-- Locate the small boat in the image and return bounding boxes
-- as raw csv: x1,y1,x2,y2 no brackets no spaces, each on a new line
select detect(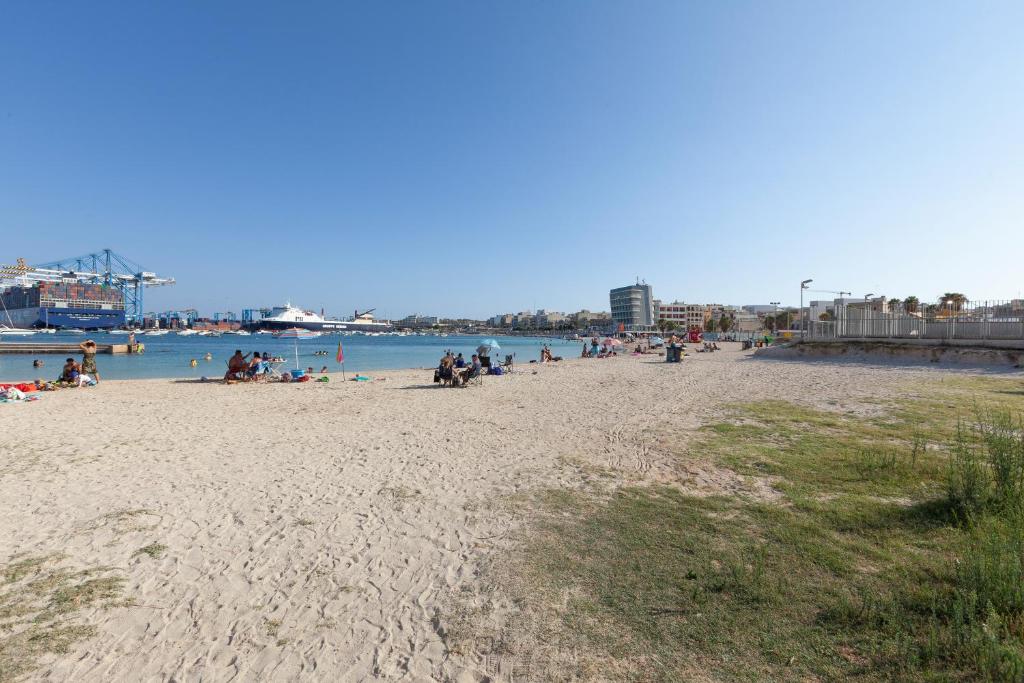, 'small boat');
37,328,56,334
0,326,37,336
225,330,251,336
274,327,320,340
63,328,86,335
177,329,198,336
145,330,170,336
